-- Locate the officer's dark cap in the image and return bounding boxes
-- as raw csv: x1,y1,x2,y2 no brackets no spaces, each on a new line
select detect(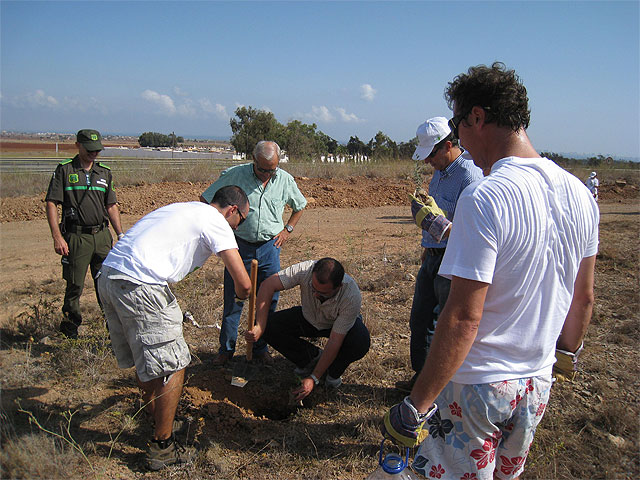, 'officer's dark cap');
77,129,103,151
